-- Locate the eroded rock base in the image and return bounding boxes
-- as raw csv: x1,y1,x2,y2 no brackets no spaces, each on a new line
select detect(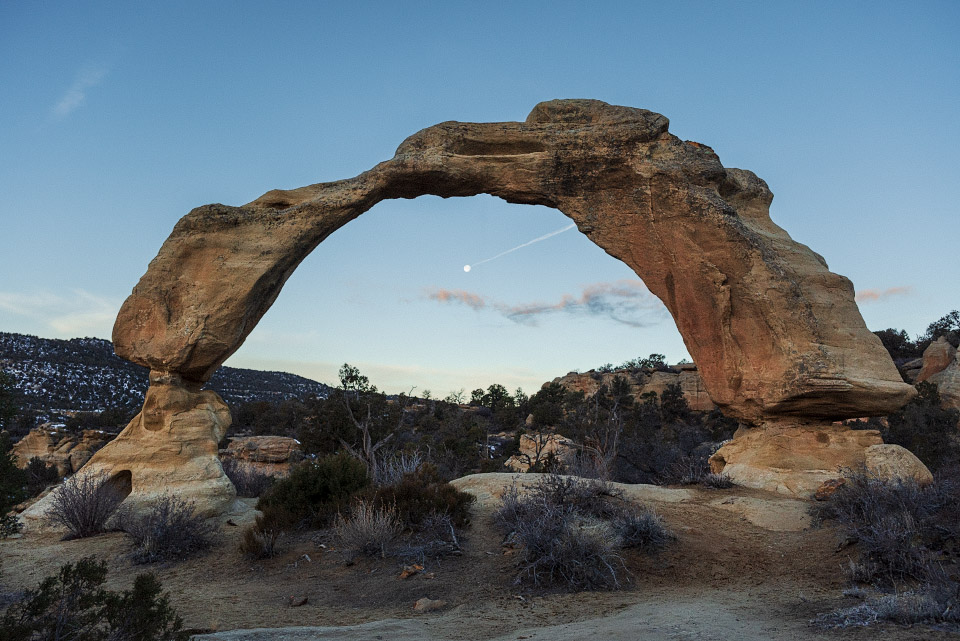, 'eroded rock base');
709,422,932,497
22,373,238,527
